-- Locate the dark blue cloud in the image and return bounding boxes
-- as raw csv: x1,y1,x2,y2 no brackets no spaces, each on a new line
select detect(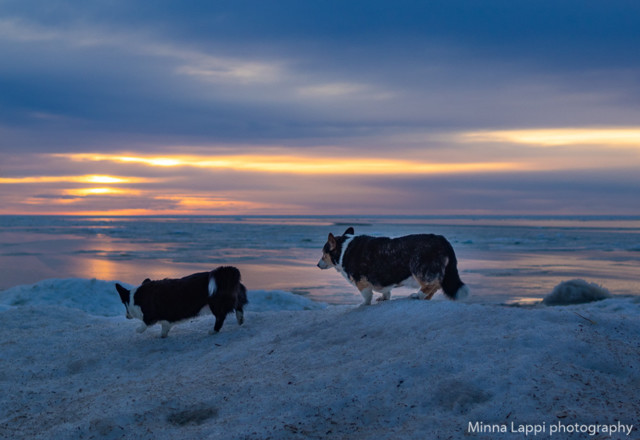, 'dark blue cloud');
4,1,639,64
1,0,639,153
355,169,640,215
27,0,636,68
